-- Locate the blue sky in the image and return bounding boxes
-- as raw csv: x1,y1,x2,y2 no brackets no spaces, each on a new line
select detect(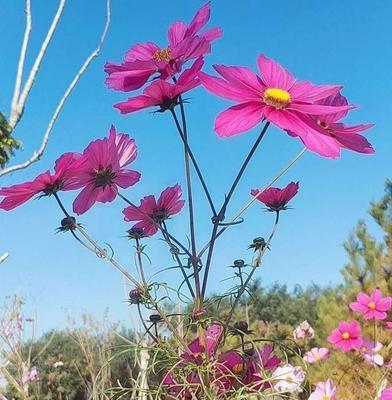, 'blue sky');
0,0,391,334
